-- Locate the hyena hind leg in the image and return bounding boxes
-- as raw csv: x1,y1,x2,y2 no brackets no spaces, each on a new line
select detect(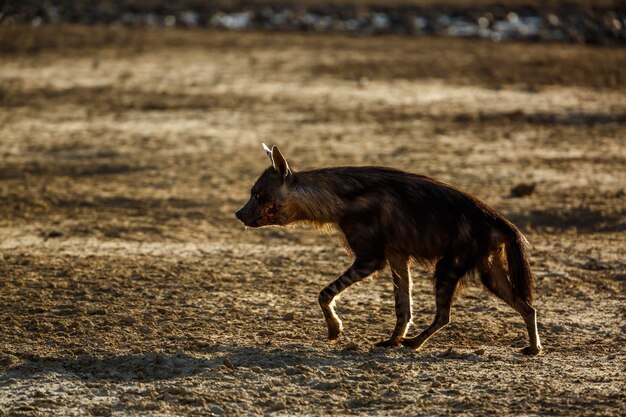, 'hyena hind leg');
319,258,384,342
480,256,542,355
375,254,412,348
